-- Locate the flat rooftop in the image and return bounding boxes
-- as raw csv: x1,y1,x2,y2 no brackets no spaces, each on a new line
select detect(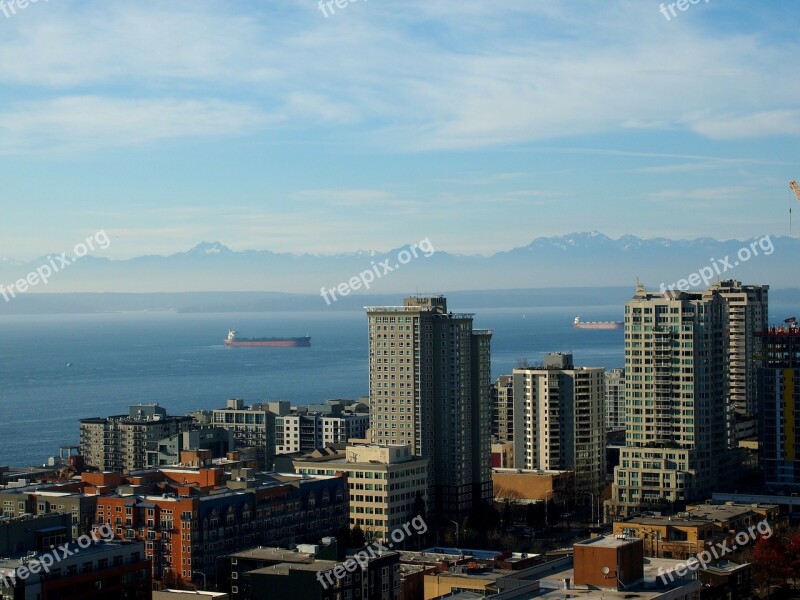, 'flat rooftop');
422,547,504,560
0,541,143,571
621,516,711,527
249,560,339,576
574,536,640,549
228,547,315,563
